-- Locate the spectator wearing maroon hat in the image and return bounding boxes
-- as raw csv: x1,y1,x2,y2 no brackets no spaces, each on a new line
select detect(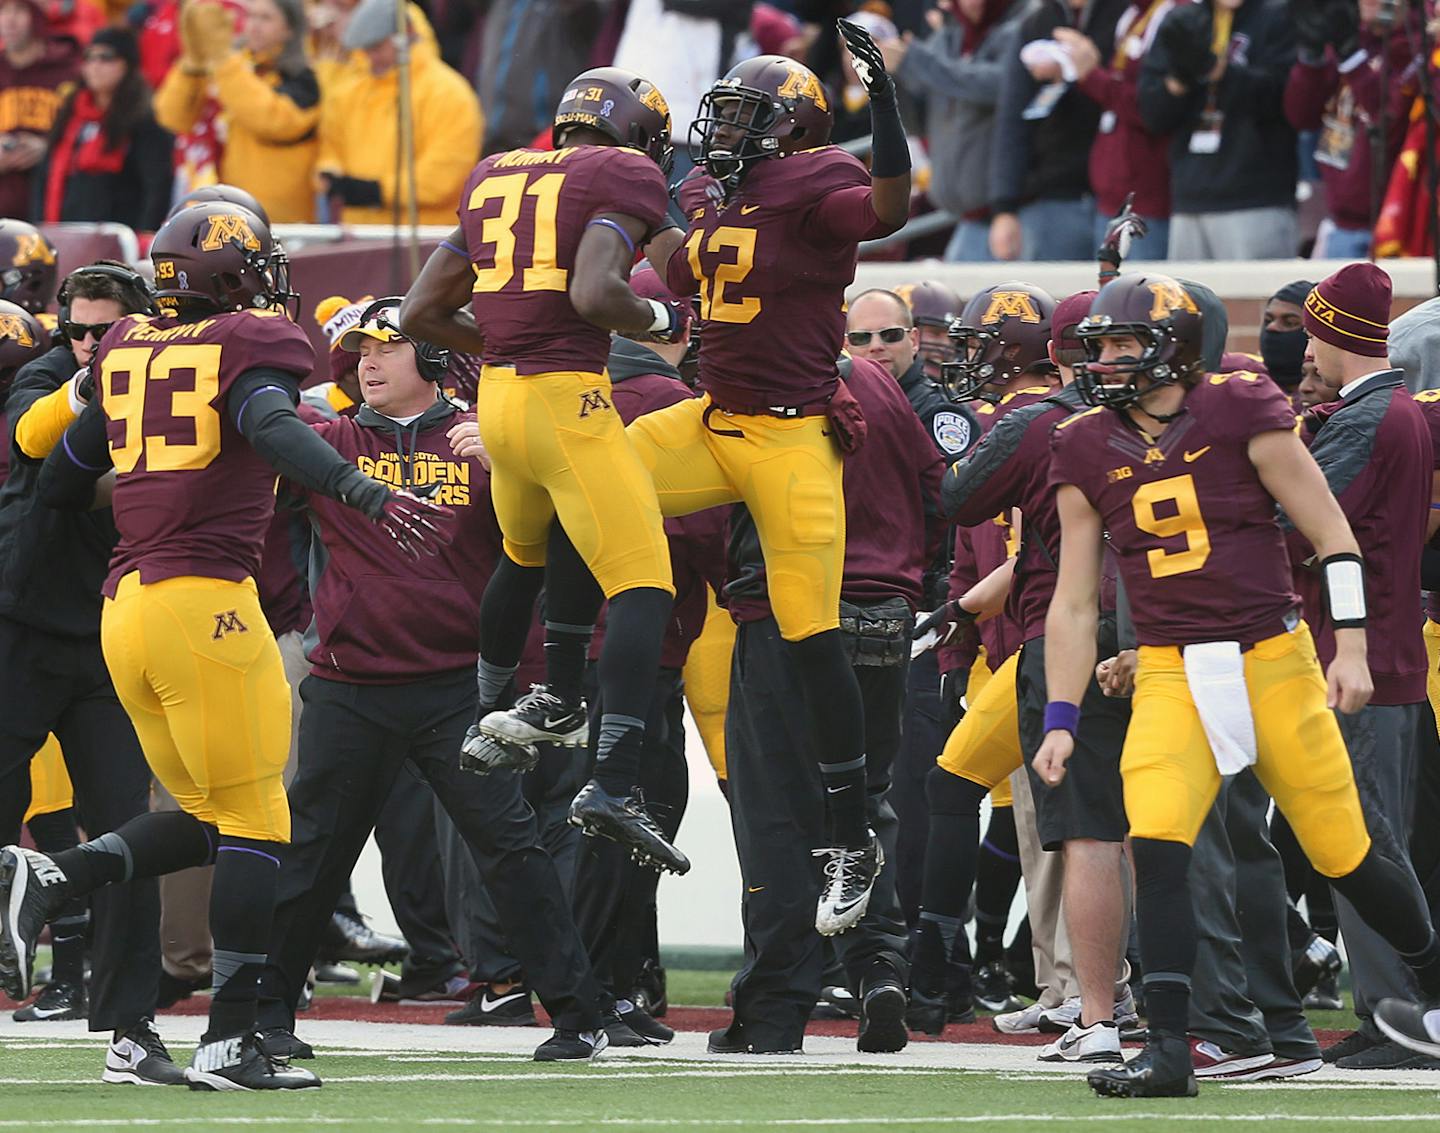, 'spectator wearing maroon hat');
37,27,172,229
0,0,79,220
1285,262,1436,1068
